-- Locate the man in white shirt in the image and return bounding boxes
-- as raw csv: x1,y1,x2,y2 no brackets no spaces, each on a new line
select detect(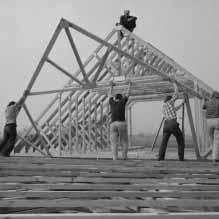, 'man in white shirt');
0,96,25,157
158,83,185,161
